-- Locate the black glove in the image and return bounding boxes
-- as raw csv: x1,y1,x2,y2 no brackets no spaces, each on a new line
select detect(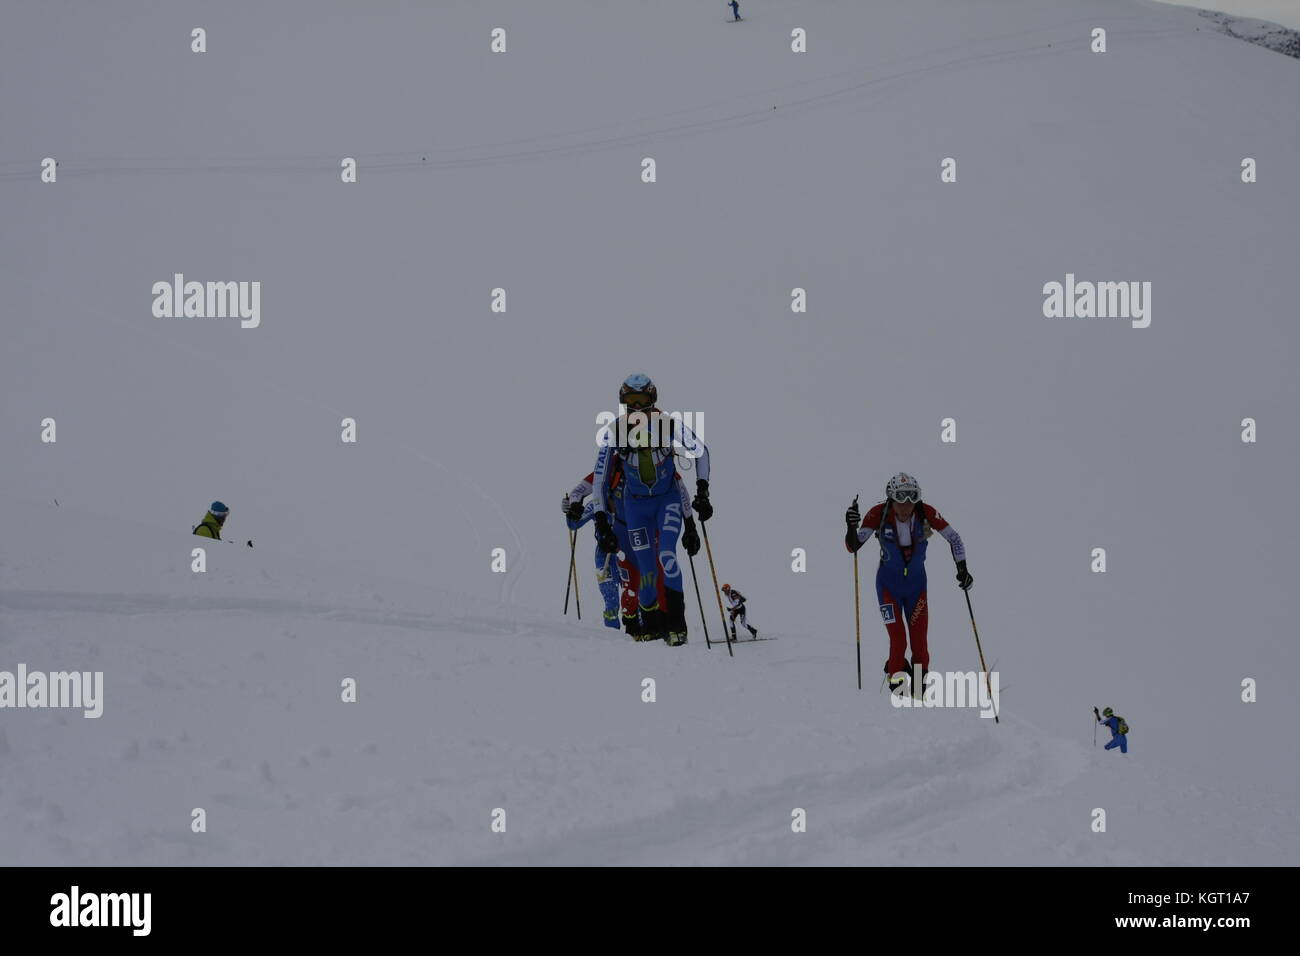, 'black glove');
593,512,619,554
692,479,713,522
682,516,700,556
844,497,862,553
565,497,584,522
1093,706,1101,722
955,560,973,591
